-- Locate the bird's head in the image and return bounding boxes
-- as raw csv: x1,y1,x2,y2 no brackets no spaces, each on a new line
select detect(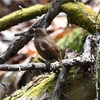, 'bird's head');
33,28,47,37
